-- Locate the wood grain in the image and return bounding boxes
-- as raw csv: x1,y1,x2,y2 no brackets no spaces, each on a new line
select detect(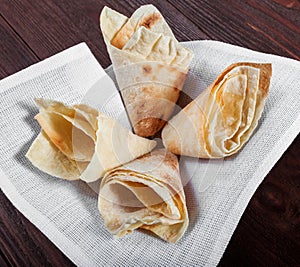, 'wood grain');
0,192,74,266
0,15,39,79
1,0,109,65
0,0,299,266
1,0,208,68
220,135,300,266
168,0,300,59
